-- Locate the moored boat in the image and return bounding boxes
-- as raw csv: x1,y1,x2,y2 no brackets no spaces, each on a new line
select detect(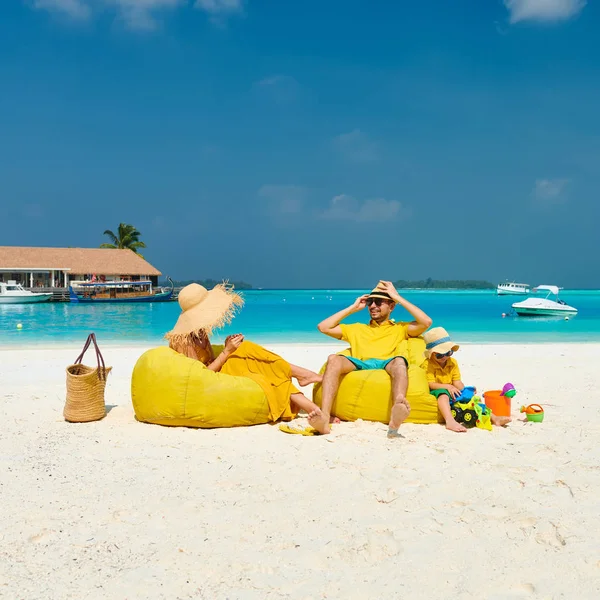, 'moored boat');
512,285,577,317
497,282,530,296
0,281,52,304
69,278,174,303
